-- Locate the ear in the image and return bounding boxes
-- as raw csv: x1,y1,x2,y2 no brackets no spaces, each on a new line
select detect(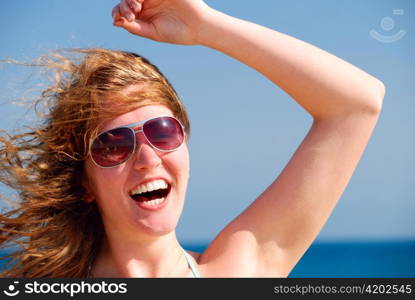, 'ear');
84,190,96,203
82,174,96,203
